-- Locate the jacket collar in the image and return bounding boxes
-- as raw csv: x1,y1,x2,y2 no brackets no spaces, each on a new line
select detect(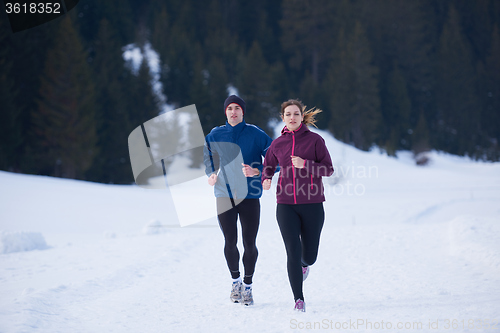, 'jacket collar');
225,119,246,134
281,123,309,136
